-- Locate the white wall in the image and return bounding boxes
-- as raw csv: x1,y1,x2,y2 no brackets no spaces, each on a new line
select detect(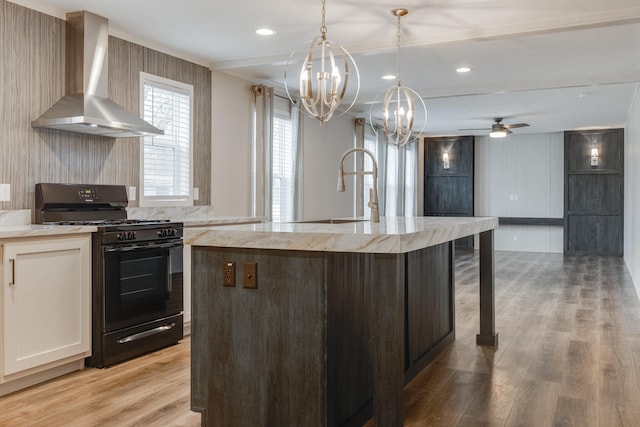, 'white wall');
475,133,564,253
211,71,254,216
302,116,356,220
210,70,357,219
624,84,640,298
